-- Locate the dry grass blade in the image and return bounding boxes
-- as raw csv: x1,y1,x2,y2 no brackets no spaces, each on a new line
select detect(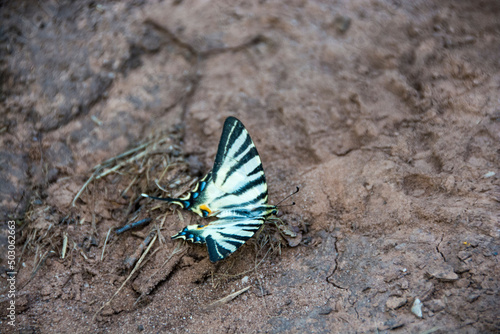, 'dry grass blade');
95,137,171,180
72,135,172,207
134,241,187,306
18,228,36,269
150,240,184,276
93,140,153,170
61,232,68,259
95,149,149,180
80,250,88,260
154,179,169,193
101,227,113,261
121,175,138,197
256,277,271,318
72,173,96,207
155,217,166,245
70,129,188,320
93,233,158,321
207,286,251,309
124,231,156,269
216,245,272,280
418,328,442,334
18,249,54,292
